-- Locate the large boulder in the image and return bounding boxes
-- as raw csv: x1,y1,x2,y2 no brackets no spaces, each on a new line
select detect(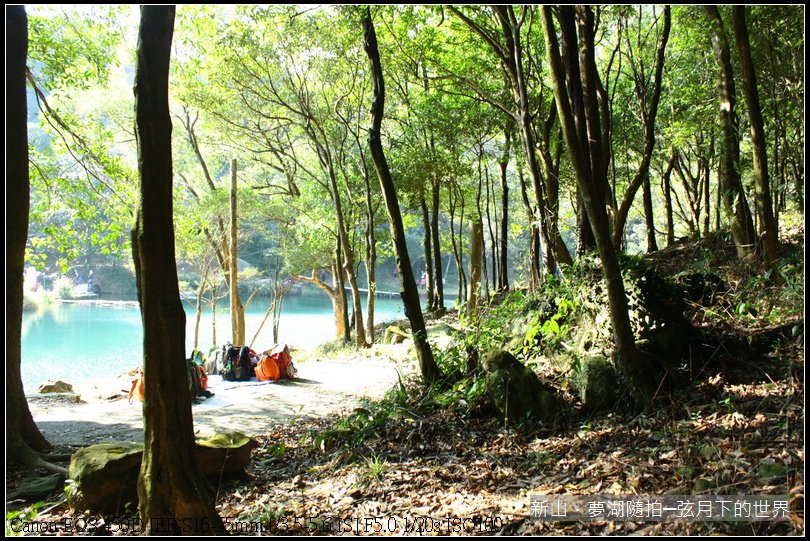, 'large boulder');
66,442,142,513
67,432,256,513
482,350,560,425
